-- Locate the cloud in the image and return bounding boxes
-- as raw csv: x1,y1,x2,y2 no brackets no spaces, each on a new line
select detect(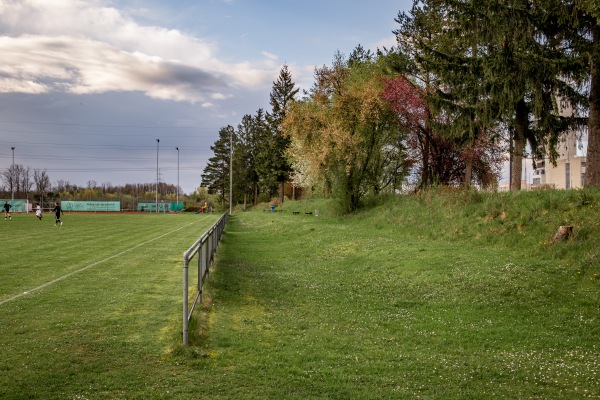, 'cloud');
261,51,279,62
211,93,231,100
0,0,279,102
0,35,228,103
373,35,398,51
0,77,48,94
